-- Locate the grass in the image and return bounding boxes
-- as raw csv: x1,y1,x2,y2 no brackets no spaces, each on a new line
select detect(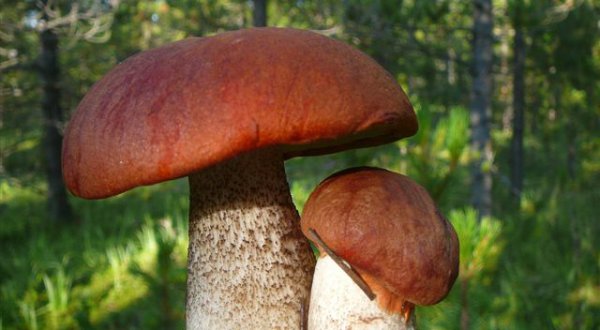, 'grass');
0,178,189,329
